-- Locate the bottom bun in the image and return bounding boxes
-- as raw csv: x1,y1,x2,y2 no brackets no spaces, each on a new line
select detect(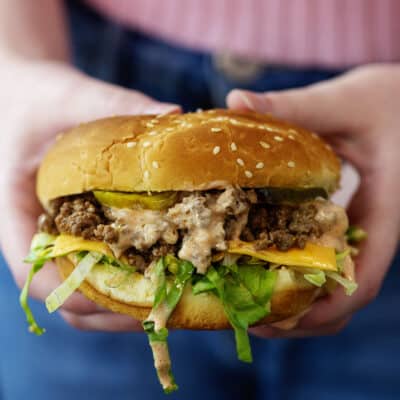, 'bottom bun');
57,257,321,329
